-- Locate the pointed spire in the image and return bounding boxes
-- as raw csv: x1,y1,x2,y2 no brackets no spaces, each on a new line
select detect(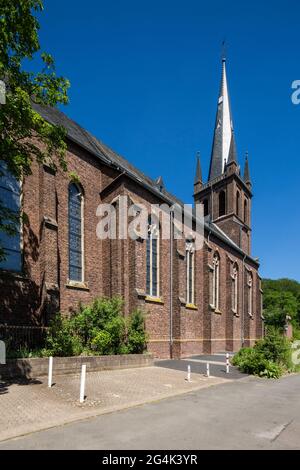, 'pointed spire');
155,175,165,192
227,131,238,165
208,58,235,181
244,152,252,188
194,152,202,184
194,152,203,194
